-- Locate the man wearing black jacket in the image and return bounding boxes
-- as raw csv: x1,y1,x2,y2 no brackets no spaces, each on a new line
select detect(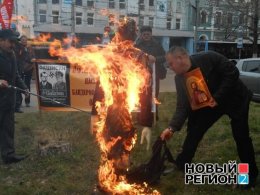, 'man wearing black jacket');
160,46,258,189
0,29,28,164
135,26,166,99
135,26,166,150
